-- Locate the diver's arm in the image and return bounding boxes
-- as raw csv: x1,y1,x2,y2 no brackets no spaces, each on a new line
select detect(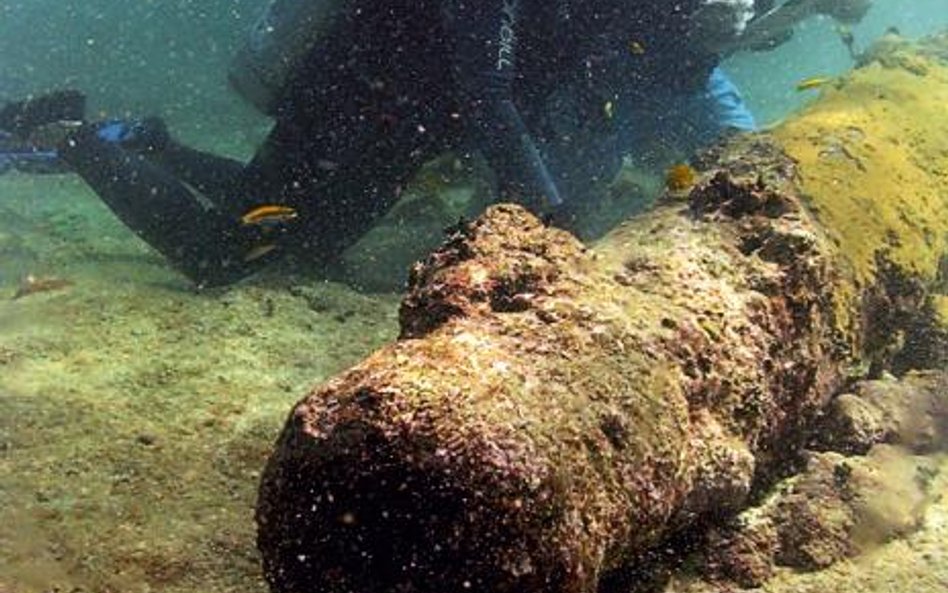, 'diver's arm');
725,0,871,54
442,0,563,209
58,126,270,286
